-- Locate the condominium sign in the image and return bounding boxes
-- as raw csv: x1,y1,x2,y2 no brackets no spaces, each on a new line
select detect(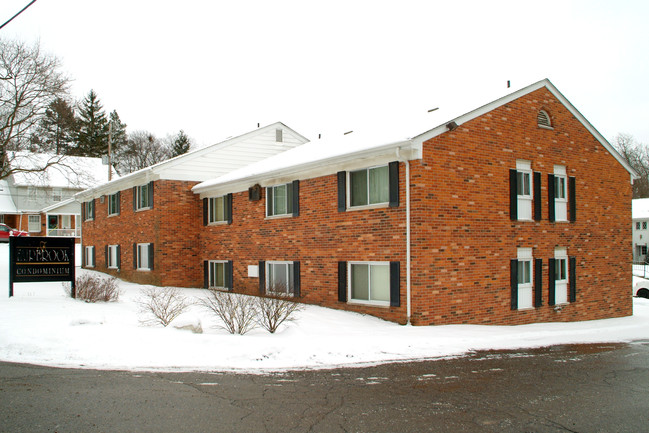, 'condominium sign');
9,237,76,297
